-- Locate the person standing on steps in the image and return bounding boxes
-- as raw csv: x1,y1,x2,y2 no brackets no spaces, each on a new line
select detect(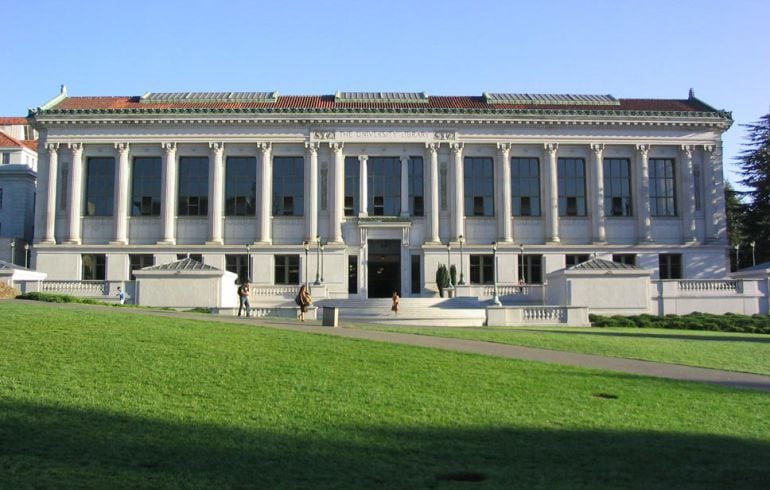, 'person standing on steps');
297,285,312,321
391,291,400,315
237,281,251,317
